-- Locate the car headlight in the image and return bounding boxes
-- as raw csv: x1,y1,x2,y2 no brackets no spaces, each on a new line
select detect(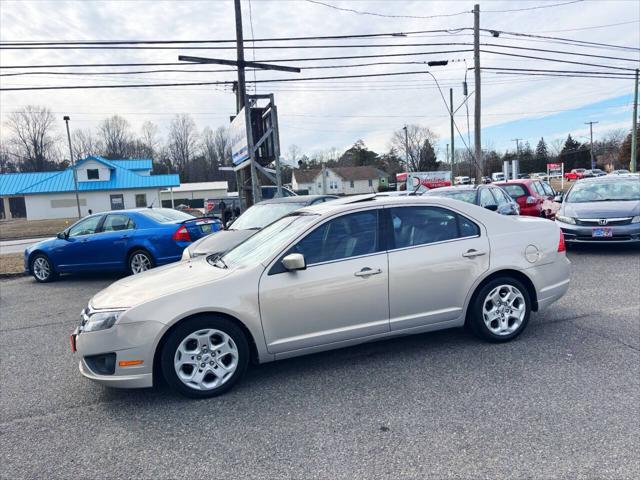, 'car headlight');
555,214,576,225
181,247,191,261
632,215,640,224
82,310,125,332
